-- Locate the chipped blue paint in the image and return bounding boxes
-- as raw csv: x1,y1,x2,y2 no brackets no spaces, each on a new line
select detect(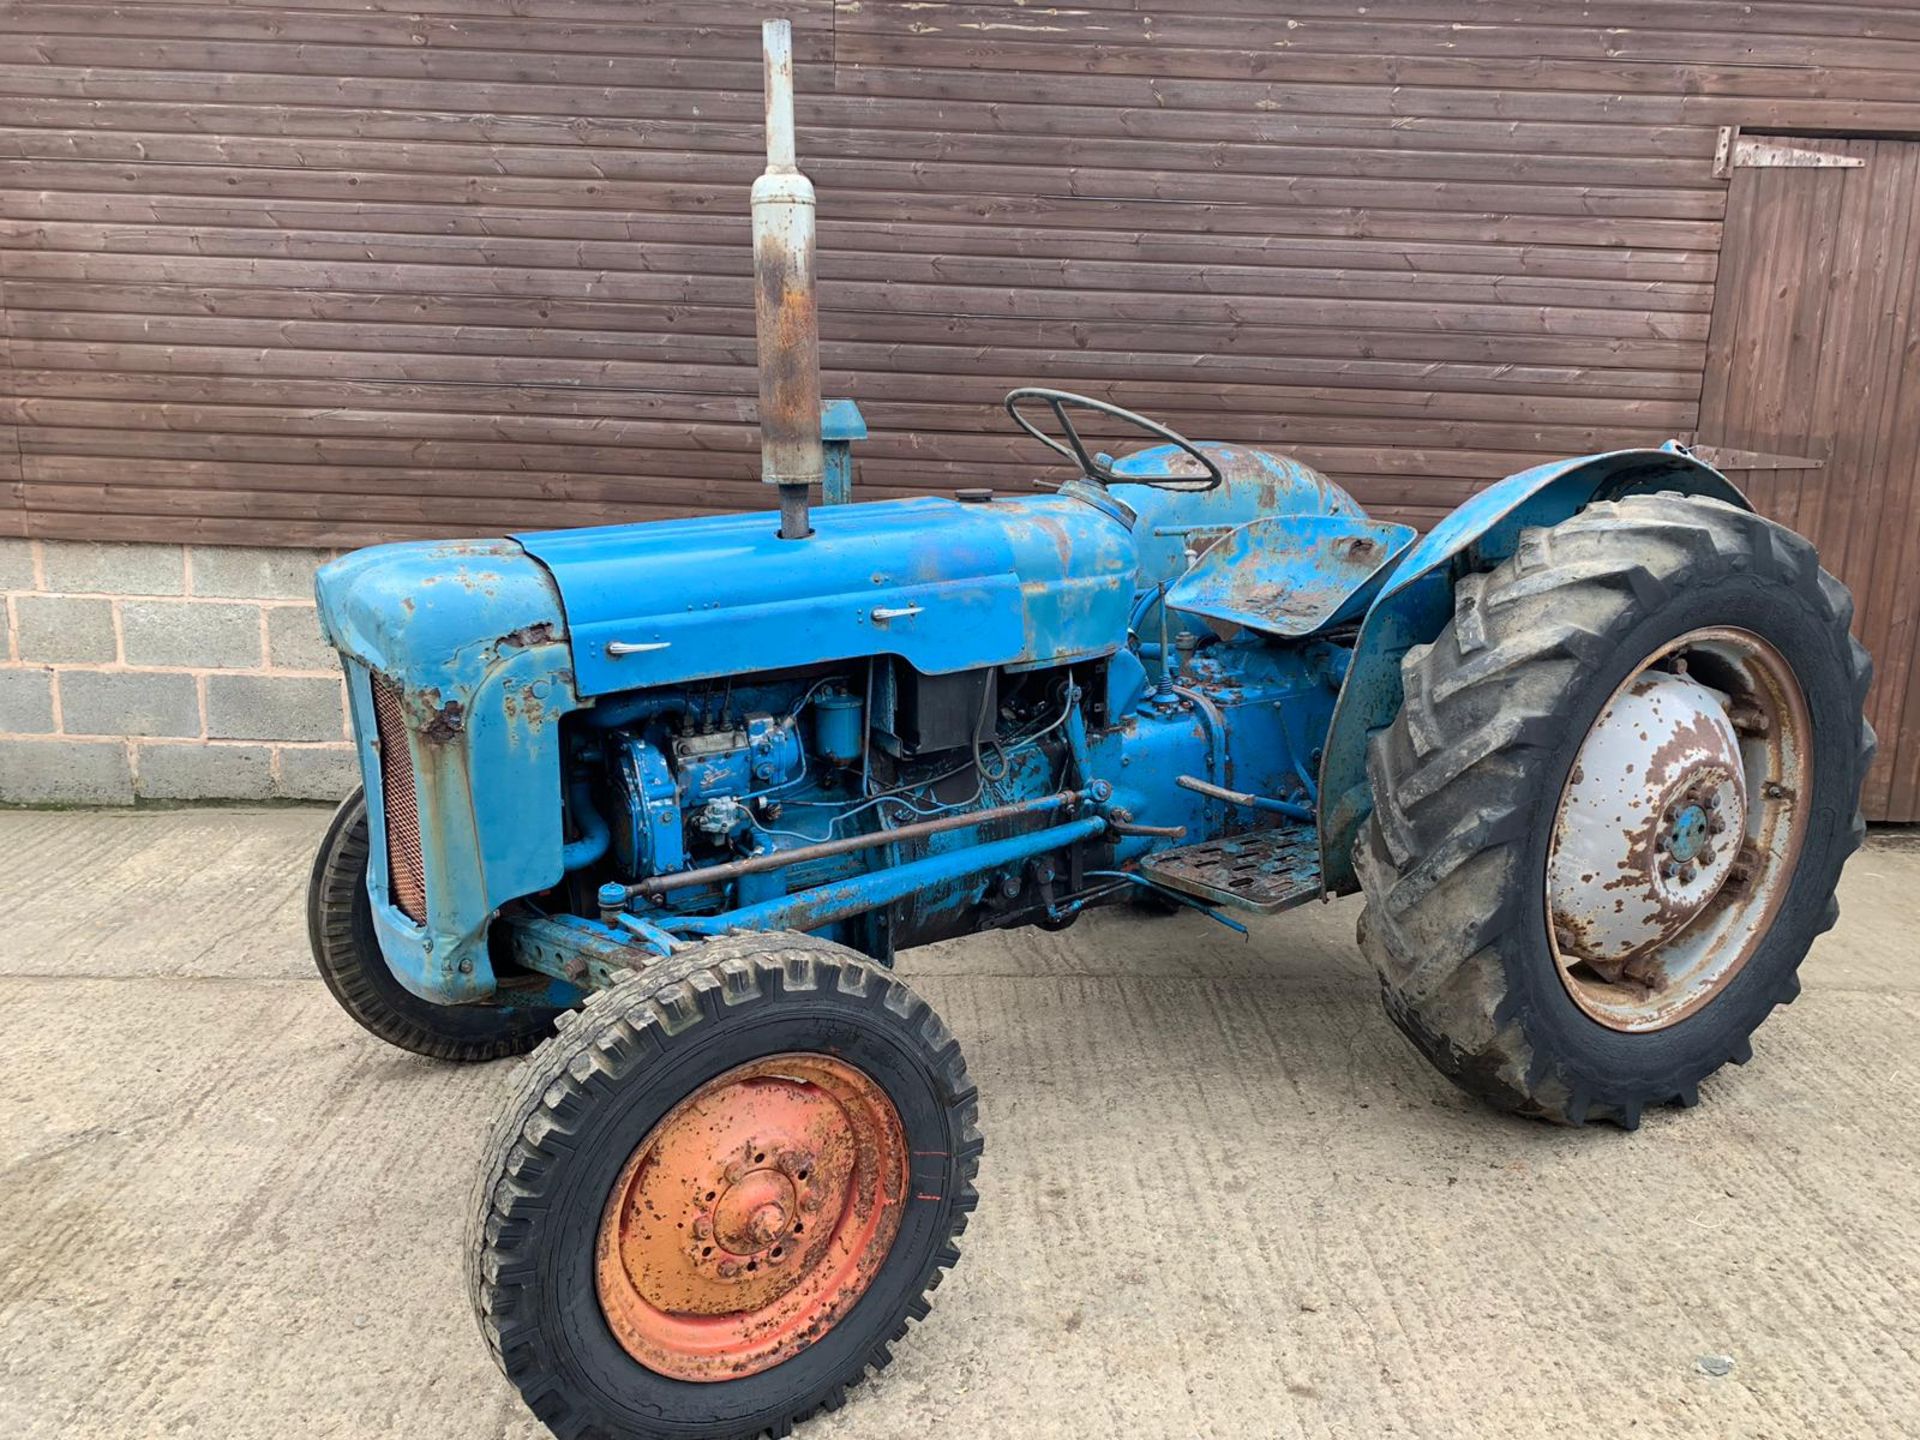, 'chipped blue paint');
317,429,1746,1008
1111,443,1365,595
317,539,583,1003
1315,444,1750,894
514,494,1136,697
1166,514,1416,640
